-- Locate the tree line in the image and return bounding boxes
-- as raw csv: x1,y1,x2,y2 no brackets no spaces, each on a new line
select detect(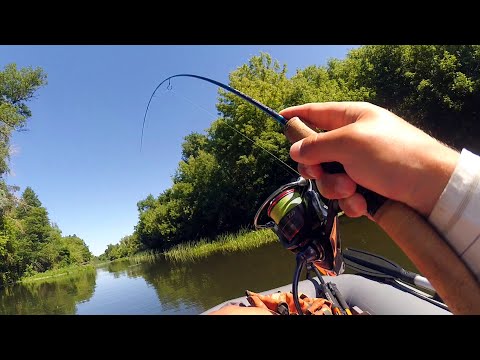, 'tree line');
100,45,480,261
0,64,92,286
